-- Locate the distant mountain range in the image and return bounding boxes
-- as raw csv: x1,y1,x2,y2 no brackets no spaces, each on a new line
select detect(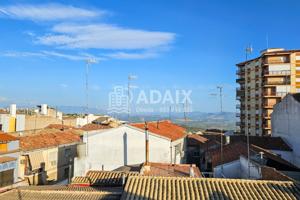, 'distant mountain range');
57,106,236,132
